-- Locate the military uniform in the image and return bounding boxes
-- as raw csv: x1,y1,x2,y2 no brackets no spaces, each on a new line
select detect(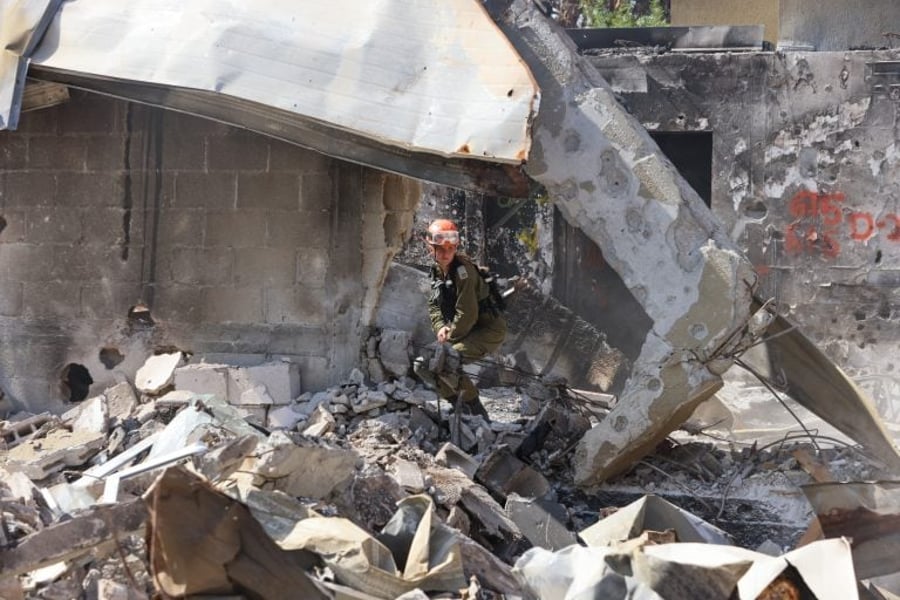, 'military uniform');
424,254,507,403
